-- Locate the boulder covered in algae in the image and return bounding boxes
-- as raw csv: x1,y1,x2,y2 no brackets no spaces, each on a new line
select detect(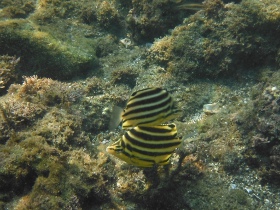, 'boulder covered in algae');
0,0,123,80
0,55,20,95
0,18,98,80
0,0,194,79
148,0,280,81
0,75,125,209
